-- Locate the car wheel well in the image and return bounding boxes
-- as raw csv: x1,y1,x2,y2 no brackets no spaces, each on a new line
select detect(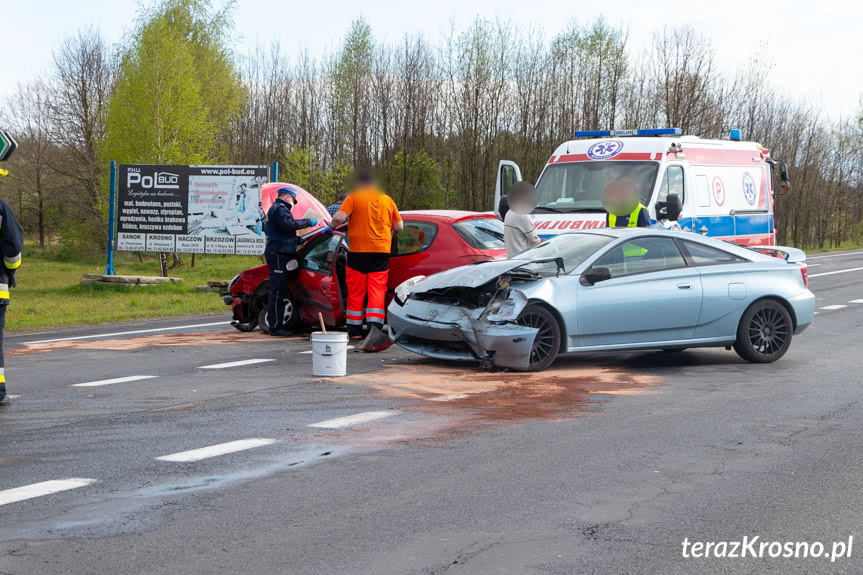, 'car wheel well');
745,296,797,332
526,299,567,354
